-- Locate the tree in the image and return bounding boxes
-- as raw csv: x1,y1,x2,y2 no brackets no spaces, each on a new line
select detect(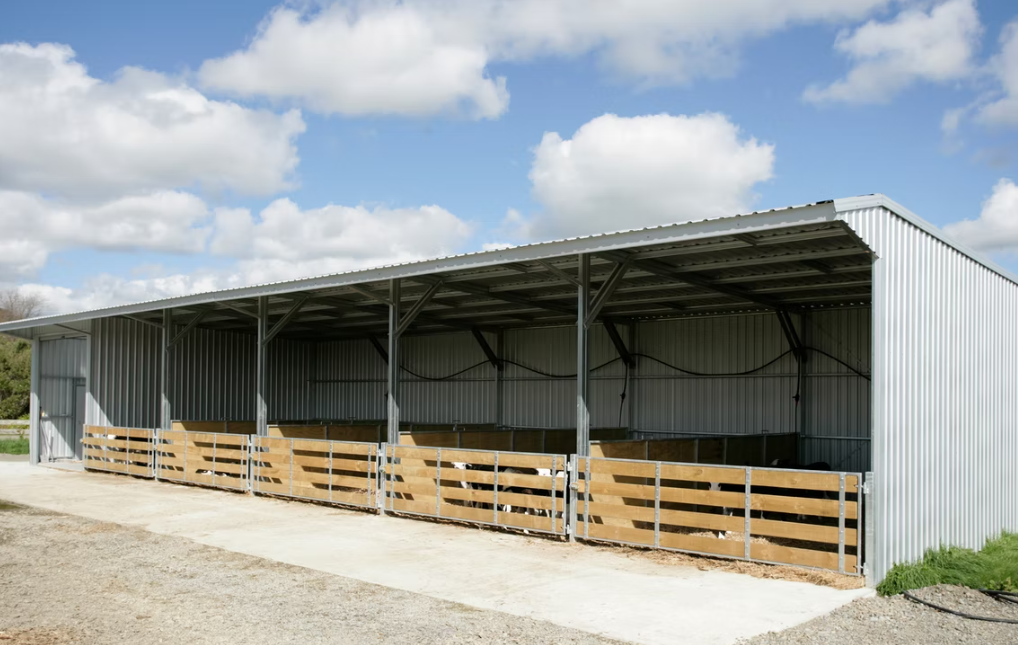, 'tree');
0,289,45,419
0,289,44,323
